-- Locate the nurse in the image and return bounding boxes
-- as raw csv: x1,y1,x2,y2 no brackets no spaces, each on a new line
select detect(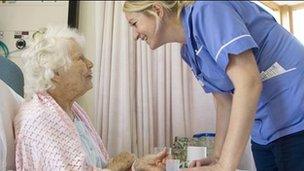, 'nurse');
123,1,304,171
